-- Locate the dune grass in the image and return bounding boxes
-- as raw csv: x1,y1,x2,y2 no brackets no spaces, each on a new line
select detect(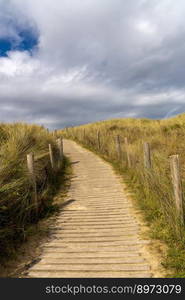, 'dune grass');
0,122,65,261
60,114,185,277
